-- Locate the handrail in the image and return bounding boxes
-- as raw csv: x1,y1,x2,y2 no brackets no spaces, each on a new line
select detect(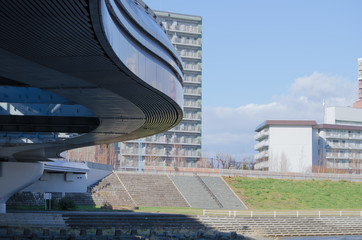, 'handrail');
202,210,362,218
115,167,362,182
